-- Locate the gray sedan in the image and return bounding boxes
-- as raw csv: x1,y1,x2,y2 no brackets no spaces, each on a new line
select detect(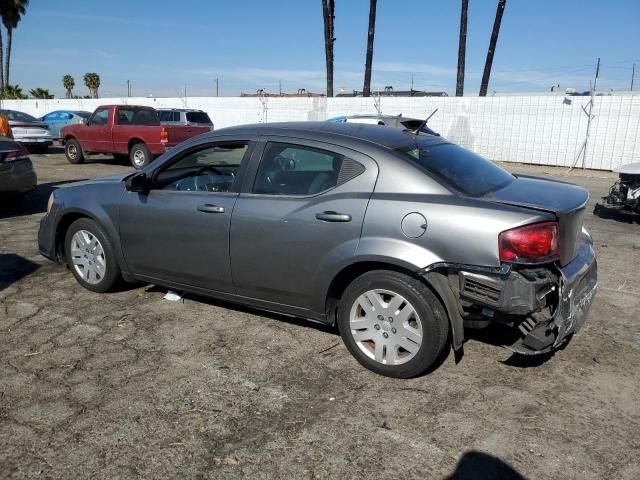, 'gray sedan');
38,122,597,378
